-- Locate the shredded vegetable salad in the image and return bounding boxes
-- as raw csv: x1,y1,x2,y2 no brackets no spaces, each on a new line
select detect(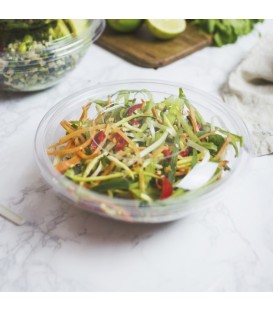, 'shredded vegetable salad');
48,88,243,202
